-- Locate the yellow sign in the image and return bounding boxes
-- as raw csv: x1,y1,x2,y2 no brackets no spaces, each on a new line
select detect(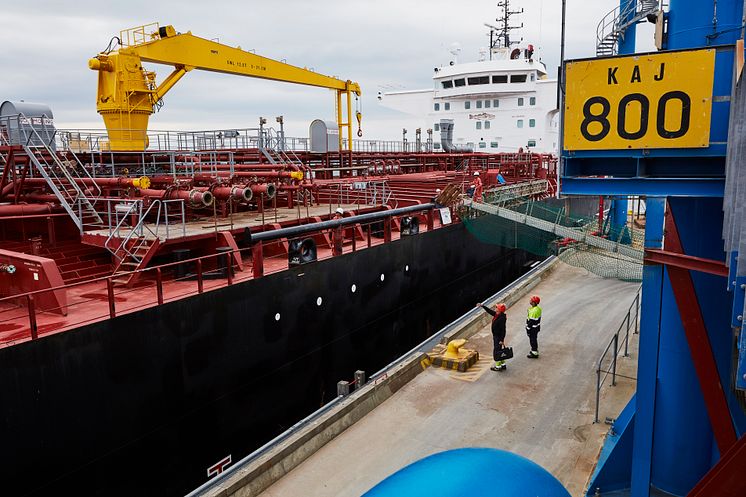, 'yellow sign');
564,49,715,151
